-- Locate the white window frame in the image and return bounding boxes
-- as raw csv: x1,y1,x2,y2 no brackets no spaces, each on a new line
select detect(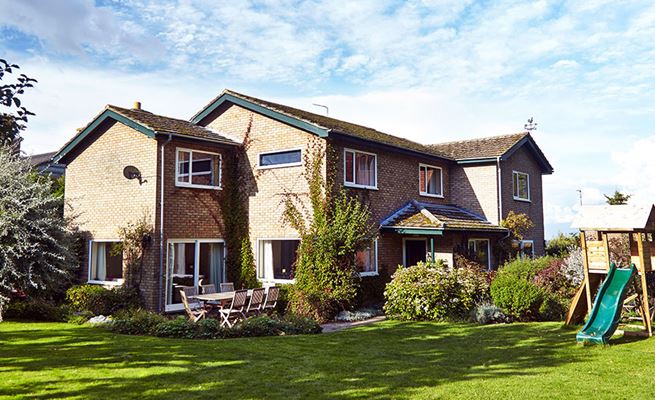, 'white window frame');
257,147,303,169
468,238,491,270
87,239,124,286
357,239,379,277
519,240,535,259
402,237,428,267
256,238,300,284
343,148,378,190
418,163,444,198
165,238,226,312
512,170,530,202
175,147,222,190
